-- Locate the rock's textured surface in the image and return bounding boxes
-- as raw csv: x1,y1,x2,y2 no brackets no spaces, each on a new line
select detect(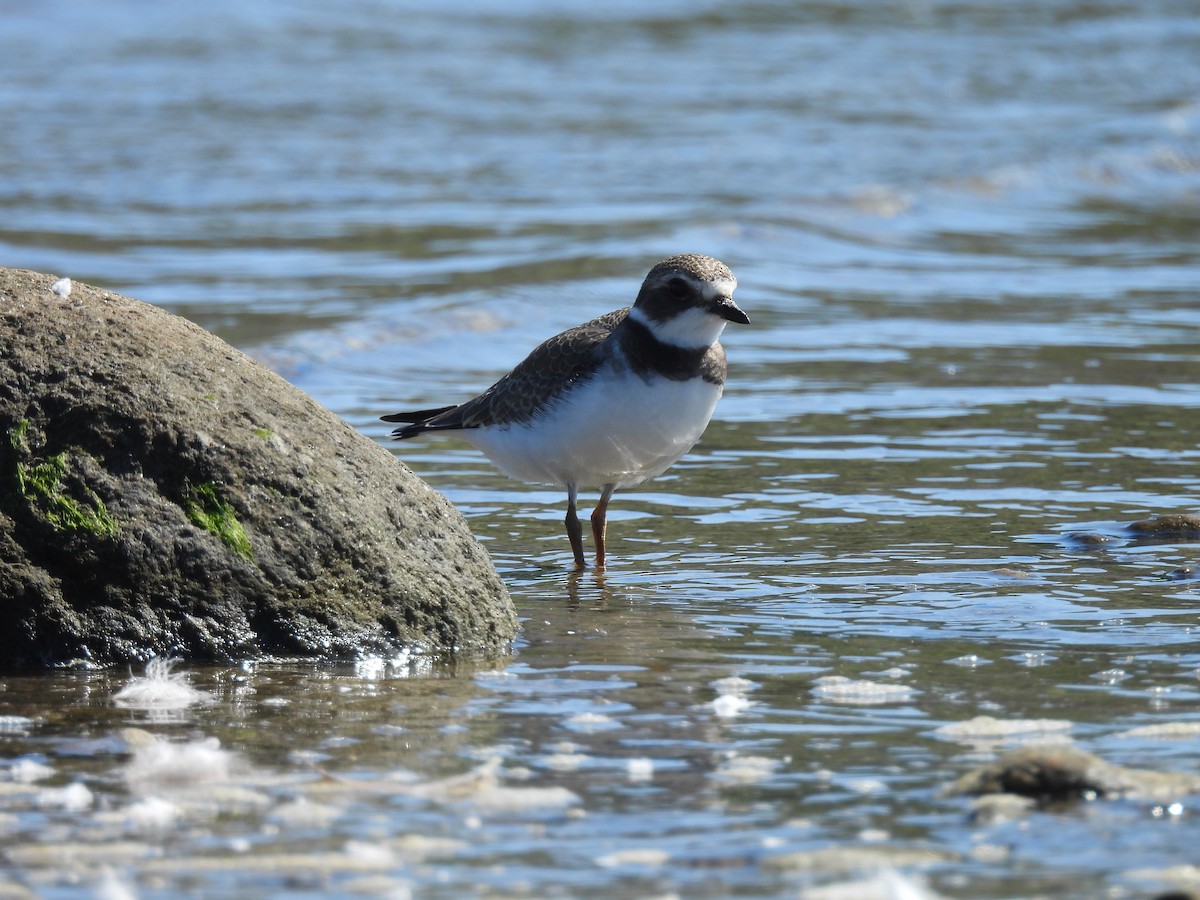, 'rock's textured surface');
0,268,516,667
1128,514,1200,537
